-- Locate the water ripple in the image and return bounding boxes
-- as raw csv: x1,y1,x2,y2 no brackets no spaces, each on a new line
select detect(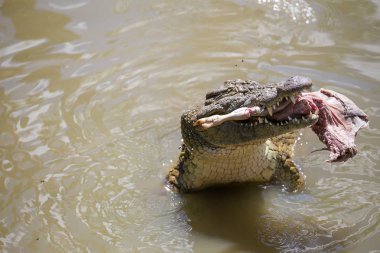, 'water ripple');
0,39,48,58
49,2,89,11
